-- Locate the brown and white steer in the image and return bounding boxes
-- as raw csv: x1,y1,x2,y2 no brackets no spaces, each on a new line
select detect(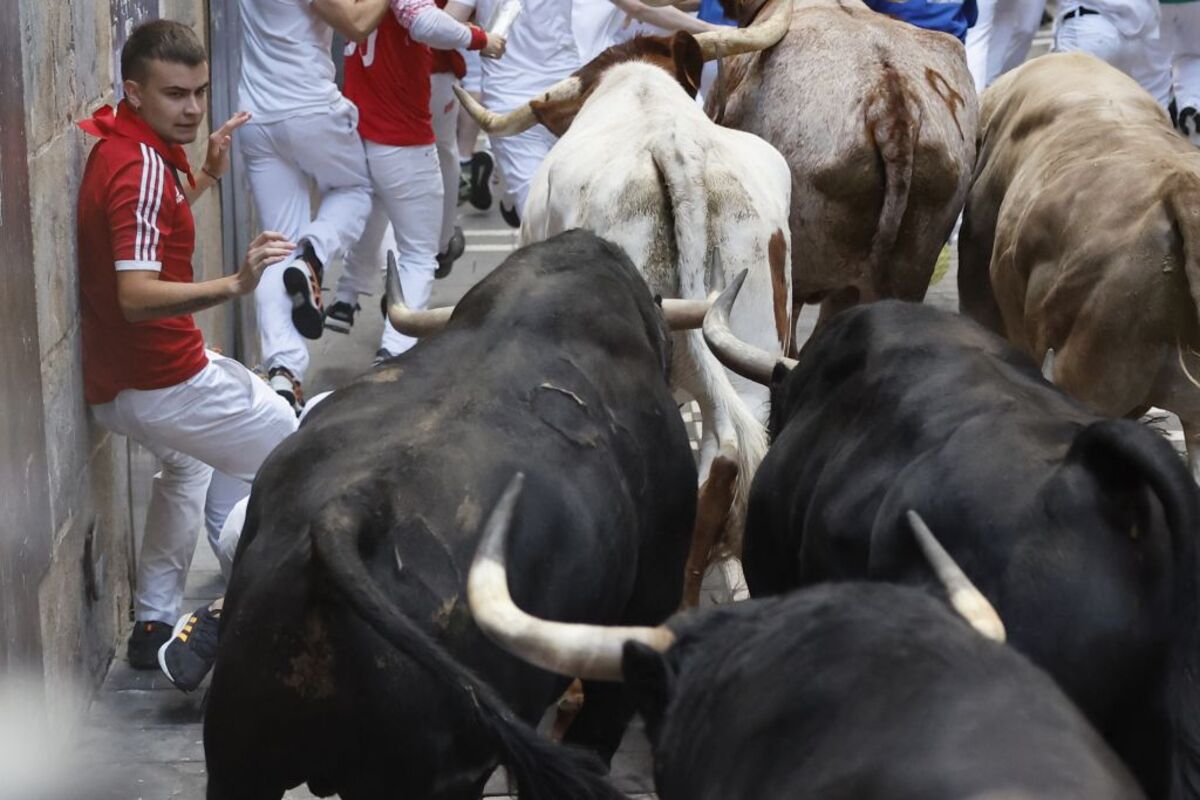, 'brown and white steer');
959,52,1200,481
714,0,978,328
455,12,793,606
